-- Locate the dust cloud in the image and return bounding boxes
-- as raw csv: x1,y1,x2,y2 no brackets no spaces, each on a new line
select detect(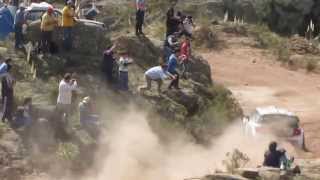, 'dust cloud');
80,109,278,180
